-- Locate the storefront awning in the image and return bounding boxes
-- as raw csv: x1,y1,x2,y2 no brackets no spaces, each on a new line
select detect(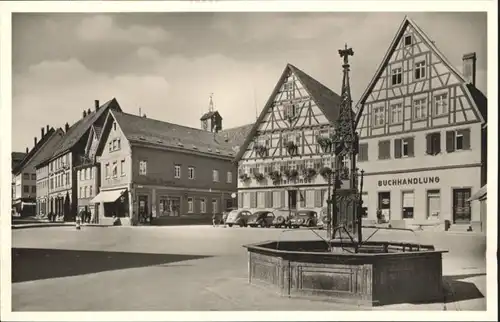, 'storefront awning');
467,185,487,202
91,189,126,204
